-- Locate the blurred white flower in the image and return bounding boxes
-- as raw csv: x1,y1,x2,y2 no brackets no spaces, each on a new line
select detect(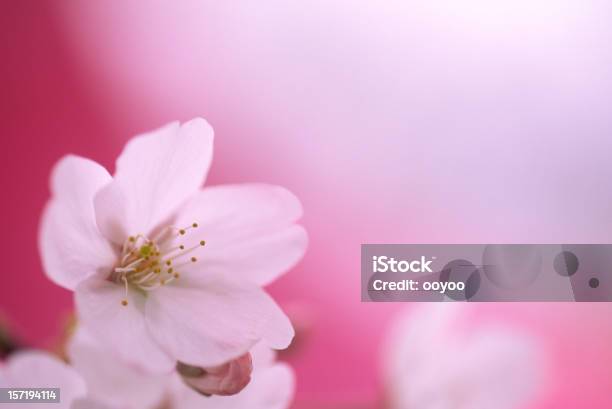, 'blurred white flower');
382,304,545,409
39,118,307,373
0,350,86,409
